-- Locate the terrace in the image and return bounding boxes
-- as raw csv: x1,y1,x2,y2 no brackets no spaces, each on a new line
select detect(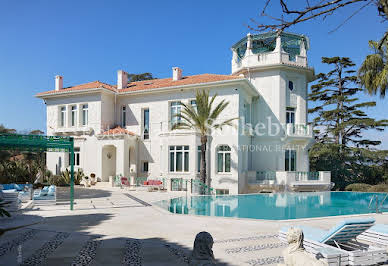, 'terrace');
246,171,332,192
